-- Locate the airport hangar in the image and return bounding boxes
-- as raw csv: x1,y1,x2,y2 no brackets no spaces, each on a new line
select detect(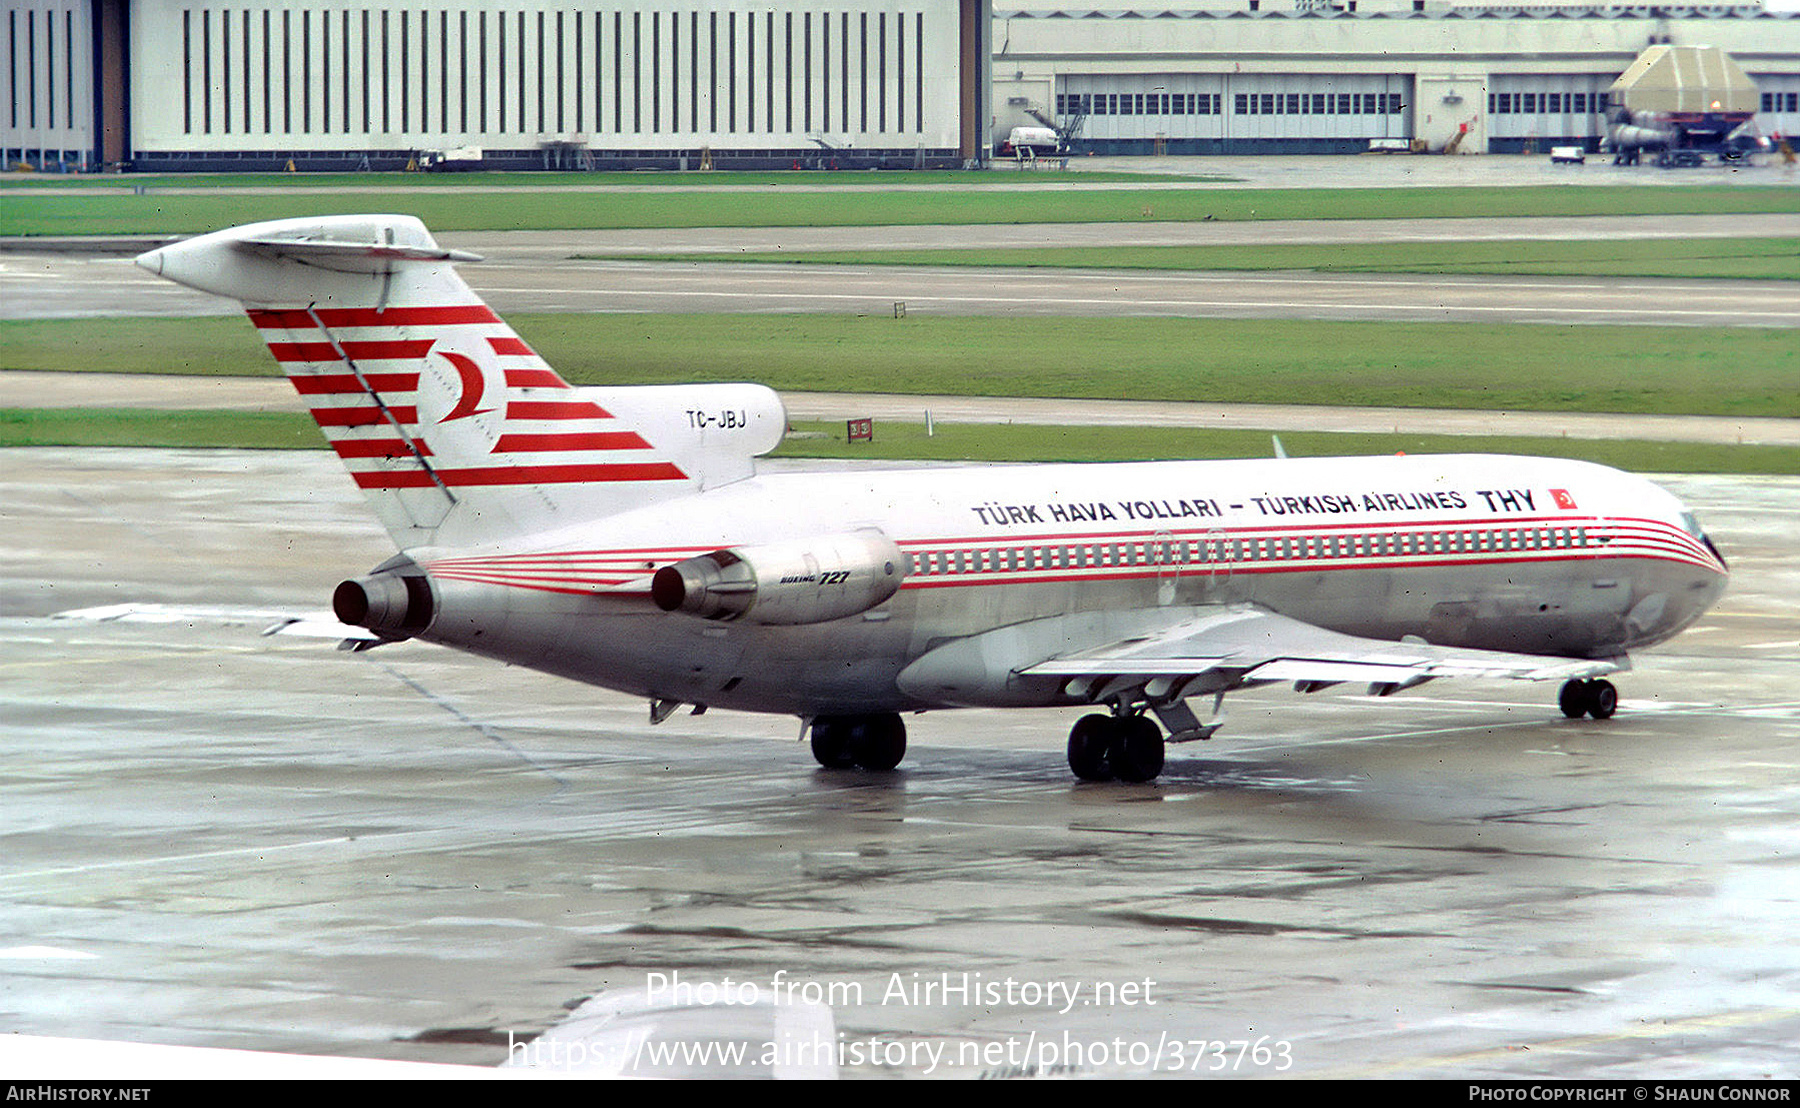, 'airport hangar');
5,0,1800,172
